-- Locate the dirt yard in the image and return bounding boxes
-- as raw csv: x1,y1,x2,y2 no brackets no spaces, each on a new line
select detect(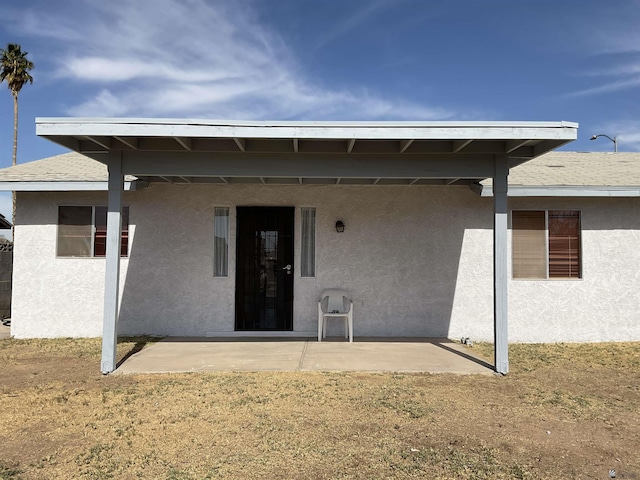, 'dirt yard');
0,338,638,479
